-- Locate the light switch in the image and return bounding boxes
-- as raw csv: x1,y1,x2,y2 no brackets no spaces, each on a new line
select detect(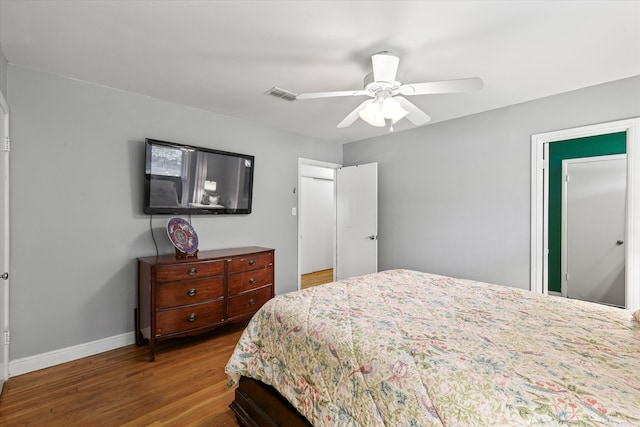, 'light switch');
292,207,297,216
